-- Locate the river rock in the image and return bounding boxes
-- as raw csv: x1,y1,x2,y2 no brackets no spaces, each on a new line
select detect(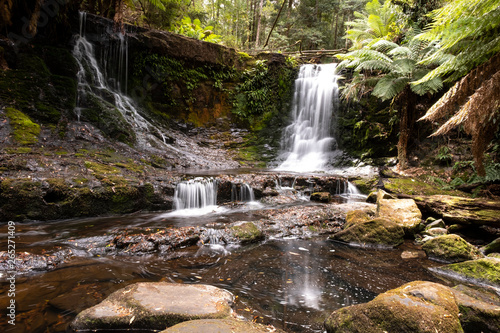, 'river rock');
422,234,484,263
310,192,332,203
324,281,462,333
429,257,500,294
413,195,500,227
426,219,446,229
71,282,234,331
451,284,500,332
329,217,404,248
161,318,274,333
423,227,448,237
376,190,422,234
230,222,264,244
481,237,500,255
